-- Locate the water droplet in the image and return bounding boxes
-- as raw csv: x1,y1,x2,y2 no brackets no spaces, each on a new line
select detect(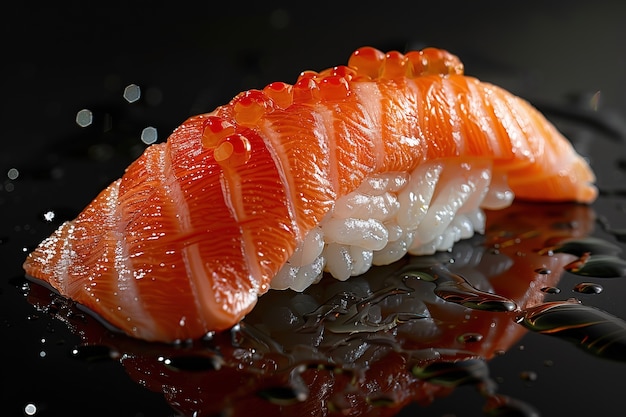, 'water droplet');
547,237,622,257
565,254,626,278
202,331,216,341
573,282,603,294
517,301,626,362
435,279,516,312
75,109,93,127
123,83,141,103
534,268,551,274
540,286,561,294
405,264,517,312
141,126,158,145
412,358,490,387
